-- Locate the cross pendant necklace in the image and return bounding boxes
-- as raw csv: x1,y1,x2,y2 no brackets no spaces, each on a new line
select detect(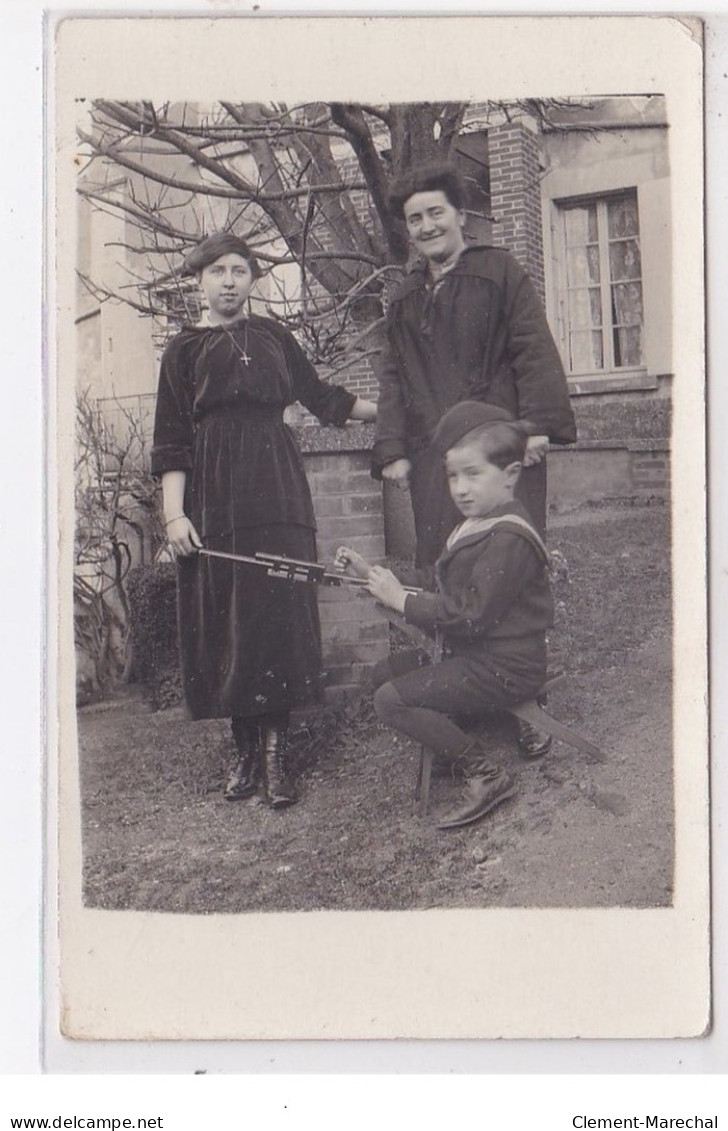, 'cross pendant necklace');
223,320,251,367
